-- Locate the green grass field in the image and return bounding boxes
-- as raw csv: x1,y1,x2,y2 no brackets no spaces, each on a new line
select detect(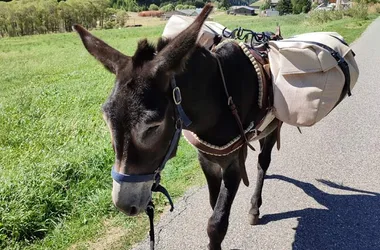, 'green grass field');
0,13,377,249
